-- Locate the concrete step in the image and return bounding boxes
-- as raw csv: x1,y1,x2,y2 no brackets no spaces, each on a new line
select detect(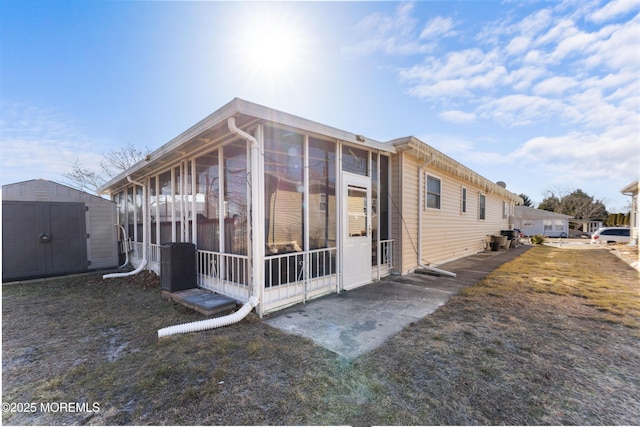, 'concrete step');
162,288,237,316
